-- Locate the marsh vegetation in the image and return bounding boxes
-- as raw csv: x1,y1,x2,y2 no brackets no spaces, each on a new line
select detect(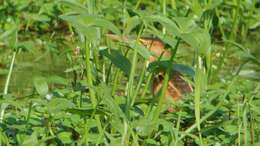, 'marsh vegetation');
0,0,259,145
